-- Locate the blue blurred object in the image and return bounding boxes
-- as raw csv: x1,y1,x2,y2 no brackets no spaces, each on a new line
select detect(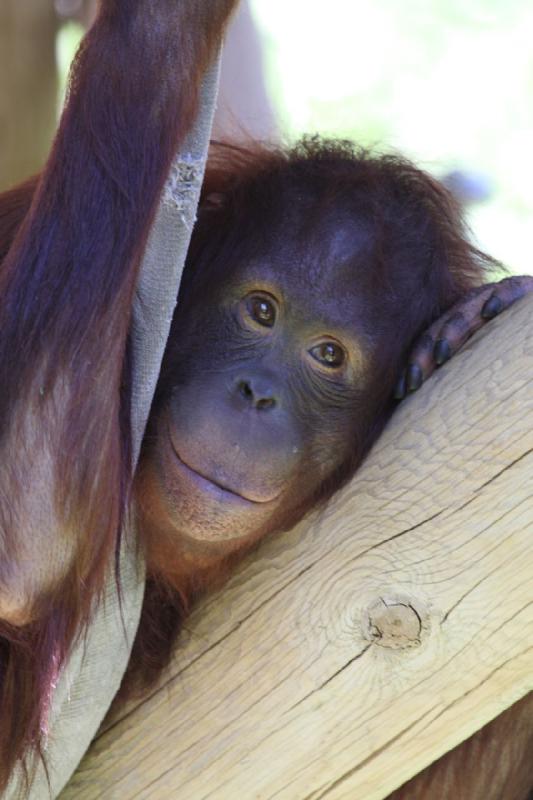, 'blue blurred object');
441,169,495,205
